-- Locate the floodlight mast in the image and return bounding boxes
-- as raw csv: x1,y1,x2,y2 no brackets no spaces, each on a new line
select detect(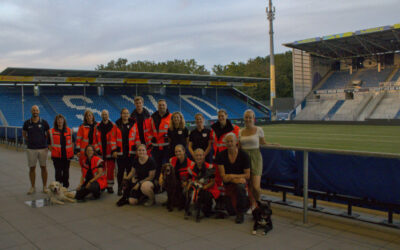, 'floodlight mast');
266,0,276,108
